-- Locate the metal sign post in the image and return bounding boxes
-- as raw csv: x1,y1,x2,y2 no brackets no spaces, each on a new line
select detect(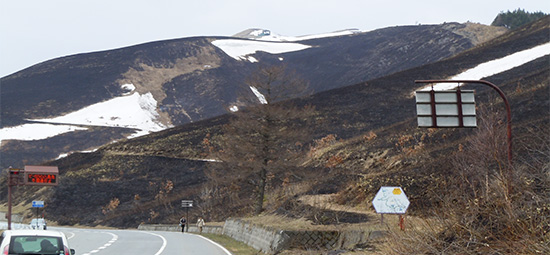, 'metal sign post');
415,80,512,165
5,166,58,230
7,168,23,230
32,201,45,226
181,200,193,232
415,80,513,194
